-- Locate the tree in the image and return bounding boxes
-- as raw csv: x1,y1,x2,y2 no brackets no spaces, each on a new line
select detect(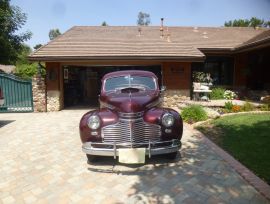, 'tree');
224,17,269,28
49,28,61,40
224,19,250,27
15,44,45,79
137,12,151,26
0,0,32,64
249,17,265,28
34,44,43,50
15,44,37,78
101,21,108,26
